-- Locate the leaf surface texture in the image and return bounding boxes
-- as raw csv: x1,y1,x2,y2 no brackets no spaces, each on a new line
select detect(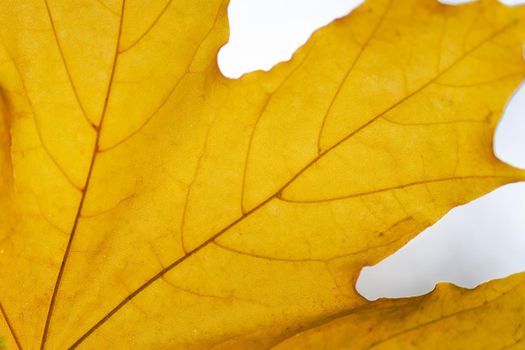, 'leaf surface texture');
0,0,524,348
